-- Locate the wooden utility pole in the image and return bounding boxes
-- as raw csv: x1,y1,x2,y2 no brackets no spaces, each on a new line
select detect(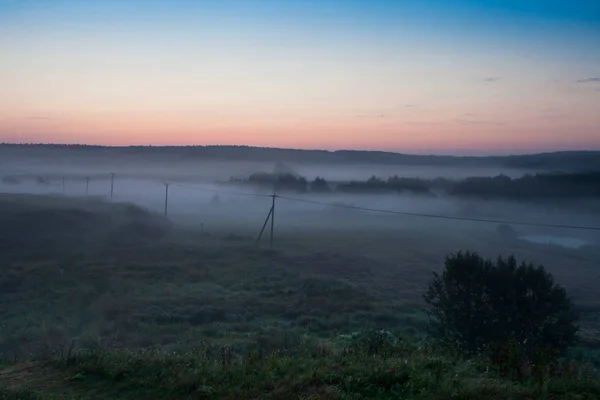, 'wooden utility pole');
62,177,65,195
164,183,170,217
110,172,115,200
255,193,277,249
85,177,89,196
269,193,276,249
